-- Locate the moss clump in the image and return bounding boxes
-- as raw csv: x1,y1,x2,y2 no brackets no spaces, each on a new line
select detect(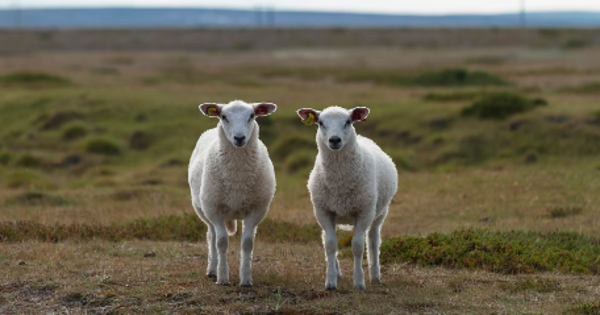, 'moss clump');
61,123,87,141
129,130,153,150
270,135,316,161
461,92,547,120
15,154,42,168
0,72,71,87
84,137,122,156
380,229,600,274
